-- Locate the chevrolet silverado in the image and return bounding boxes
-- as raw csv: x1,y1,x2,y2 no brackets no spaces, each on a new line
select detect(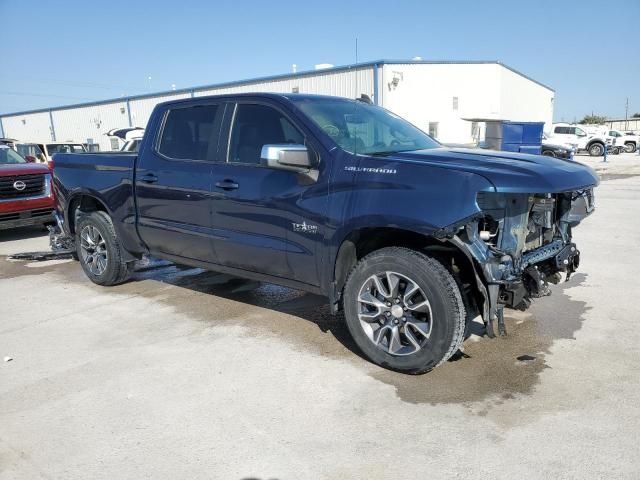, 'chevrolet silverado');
49,94,598,374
